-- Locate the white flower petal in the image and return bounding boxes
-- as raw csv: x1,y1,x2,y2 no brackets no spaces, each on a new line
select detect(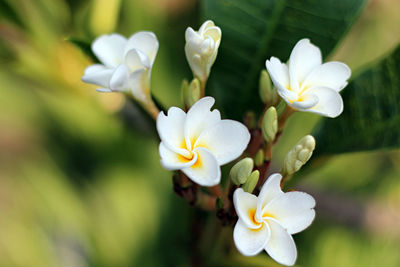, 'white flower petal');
303,61,351,92
234,220,270,256
128,68,148,102
156,107,189,156
277,88,300,105
194,120,250,165
290,93,319,110
257,174,284,219
124,49,149,71
184,97,221,150
185,27,202,44
302,86,343,118
159,142,197,170
199,20,215,35
265,57,290,90
185,28,206,80
92,34,127,68
182,147,221,186
265,219,297,266
83,64,107,75
201,38,214,55
96,88,112,93
203,26,221,43
109,64,130,91
288,39,322,92
233,188,262,229
124,31,159,66
82,64,114,88
263,192,316,235
185,21,221,81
